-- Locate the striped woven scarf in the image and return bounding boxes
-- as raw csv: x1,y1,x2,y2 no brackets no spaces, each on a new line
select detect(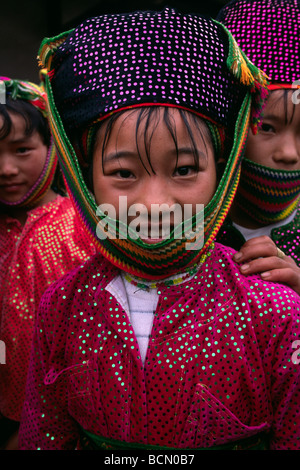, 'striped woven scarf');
234,158,300,225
